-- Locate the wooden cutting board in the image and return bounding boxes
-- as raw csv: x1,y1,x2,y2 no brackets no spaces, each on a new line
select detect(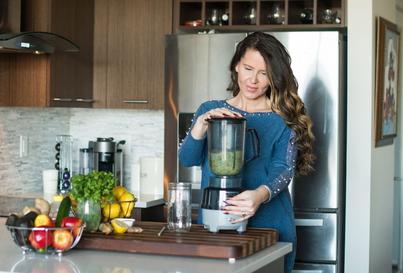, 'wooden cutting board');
76,221,278,259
